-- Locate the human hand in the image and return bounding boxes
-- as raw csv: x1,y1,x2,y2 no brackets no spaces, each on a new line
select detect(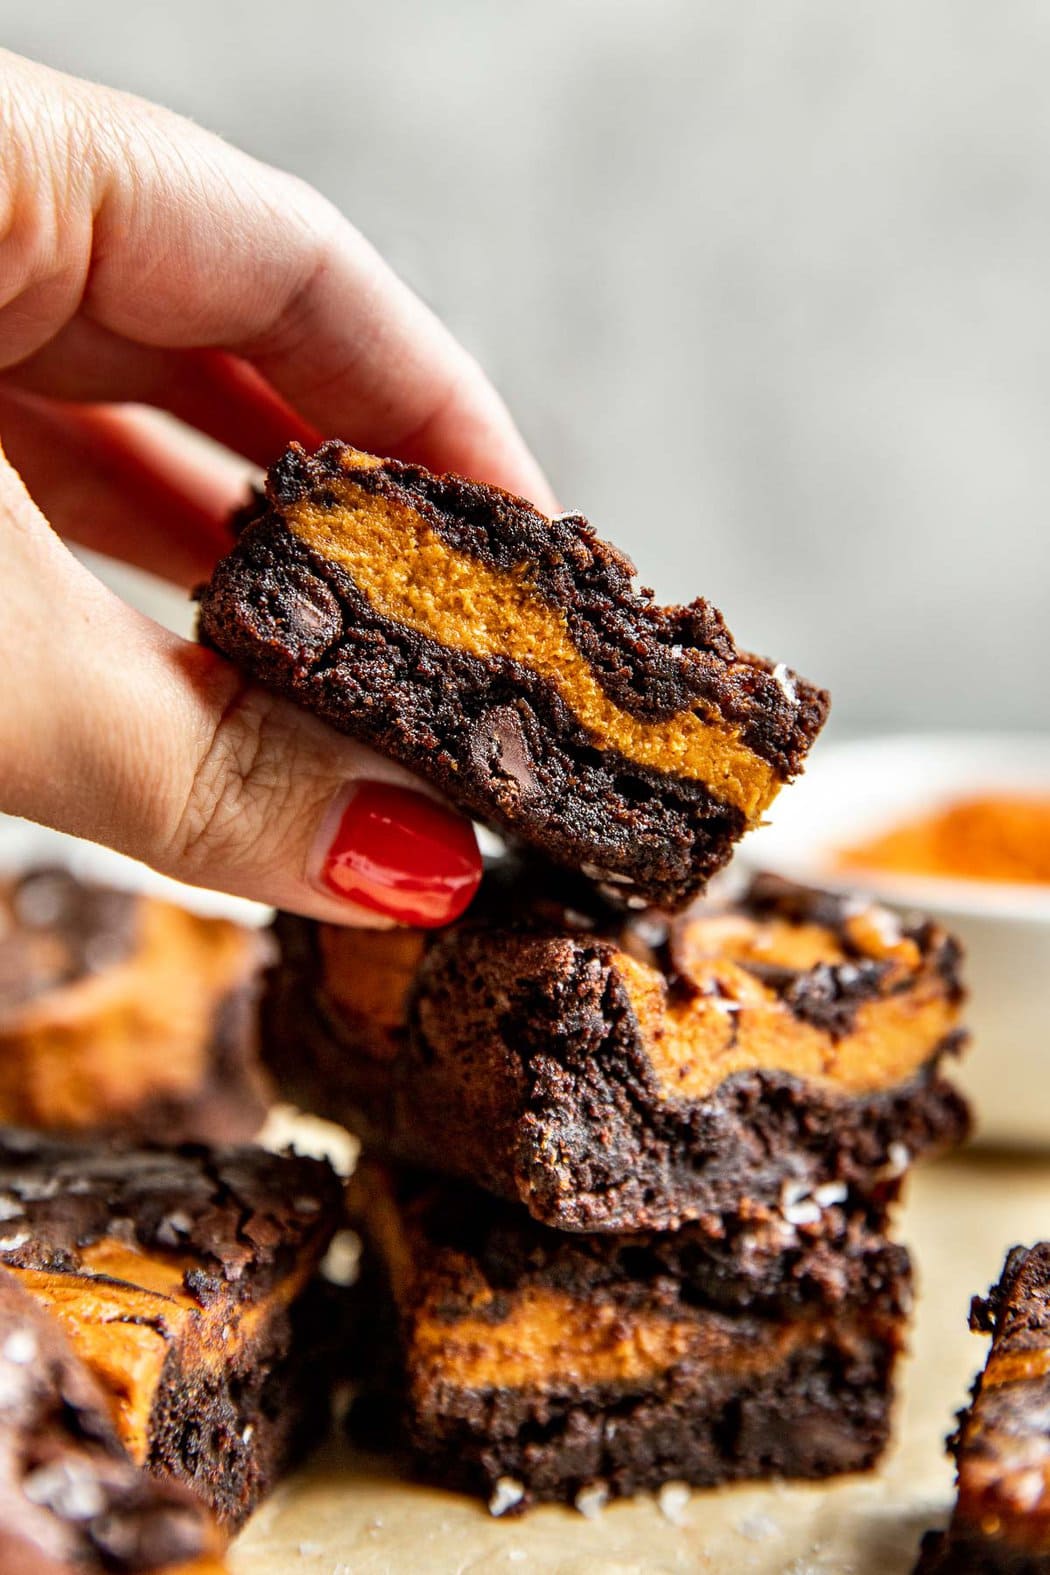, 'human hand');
0,50,555,925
